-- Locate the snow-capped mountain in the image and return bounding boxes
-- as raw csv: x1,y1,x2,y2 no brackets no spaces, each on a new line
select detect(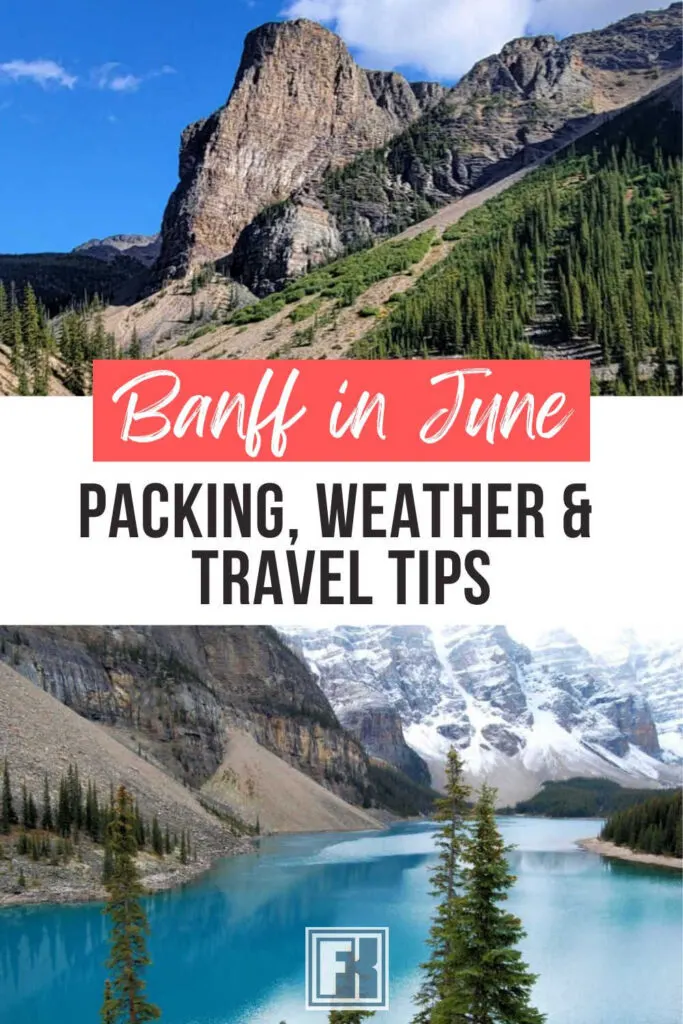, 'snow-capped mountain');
283,626,682,803
598,631,683,763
